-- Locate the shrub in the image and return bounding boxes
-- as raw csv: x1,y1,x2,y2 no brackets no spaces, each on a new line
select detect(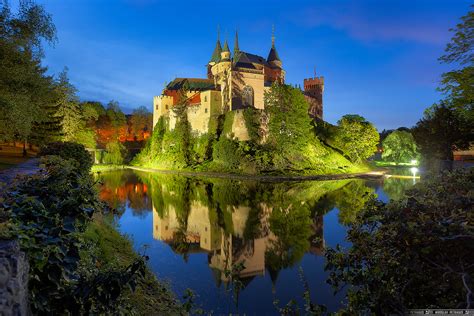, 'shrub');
325,169,474,313
103,141,127,165
40,141,93,173
1,155,152,314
